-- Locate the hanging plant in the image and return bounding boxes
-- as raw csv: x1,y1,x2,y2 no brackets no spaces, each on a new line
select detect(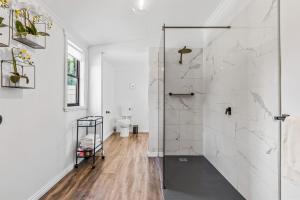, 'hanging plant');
0,17,4,27
14,8,52,38
0,0,10,28
0,0,9,8
9,48,33,84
